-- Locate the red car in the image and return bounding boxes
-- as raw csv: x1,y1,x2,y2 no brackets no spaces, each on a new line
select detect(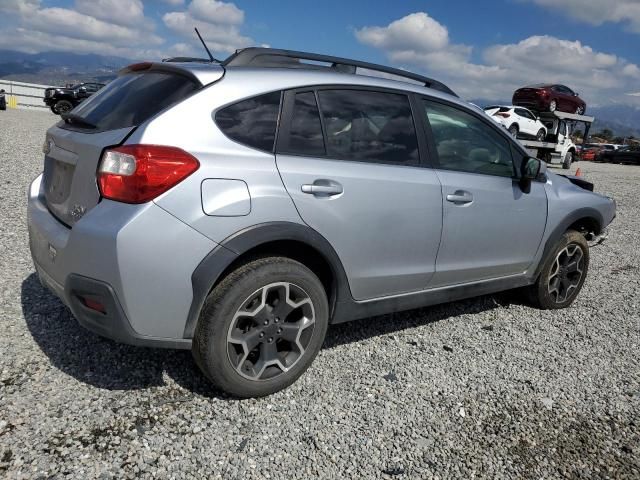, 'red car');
513,84,586,115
